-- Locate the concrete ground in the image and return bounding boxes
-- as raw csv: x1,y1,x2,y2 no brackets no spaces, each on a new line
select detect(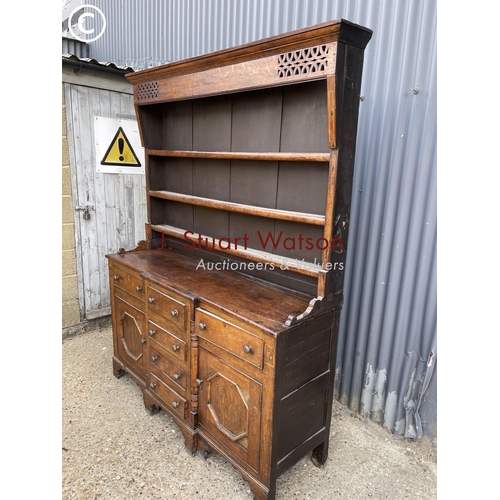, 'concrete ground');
62,326,437,500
